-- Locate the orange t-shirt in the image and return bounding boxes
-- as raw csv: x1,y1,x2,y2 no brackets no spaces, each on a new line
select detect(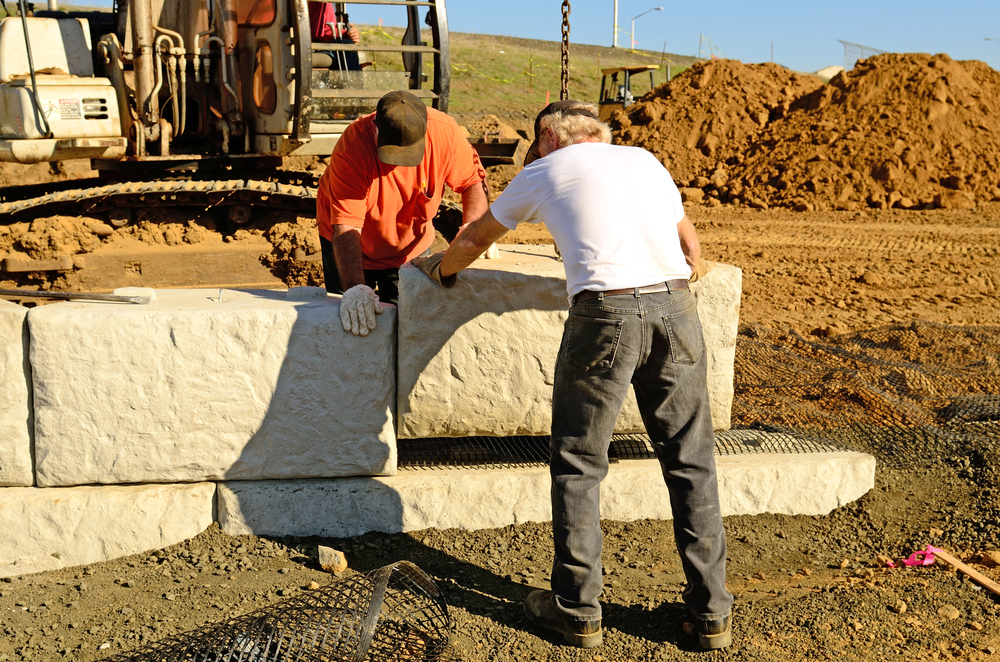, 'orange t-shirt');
316,107,486,270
